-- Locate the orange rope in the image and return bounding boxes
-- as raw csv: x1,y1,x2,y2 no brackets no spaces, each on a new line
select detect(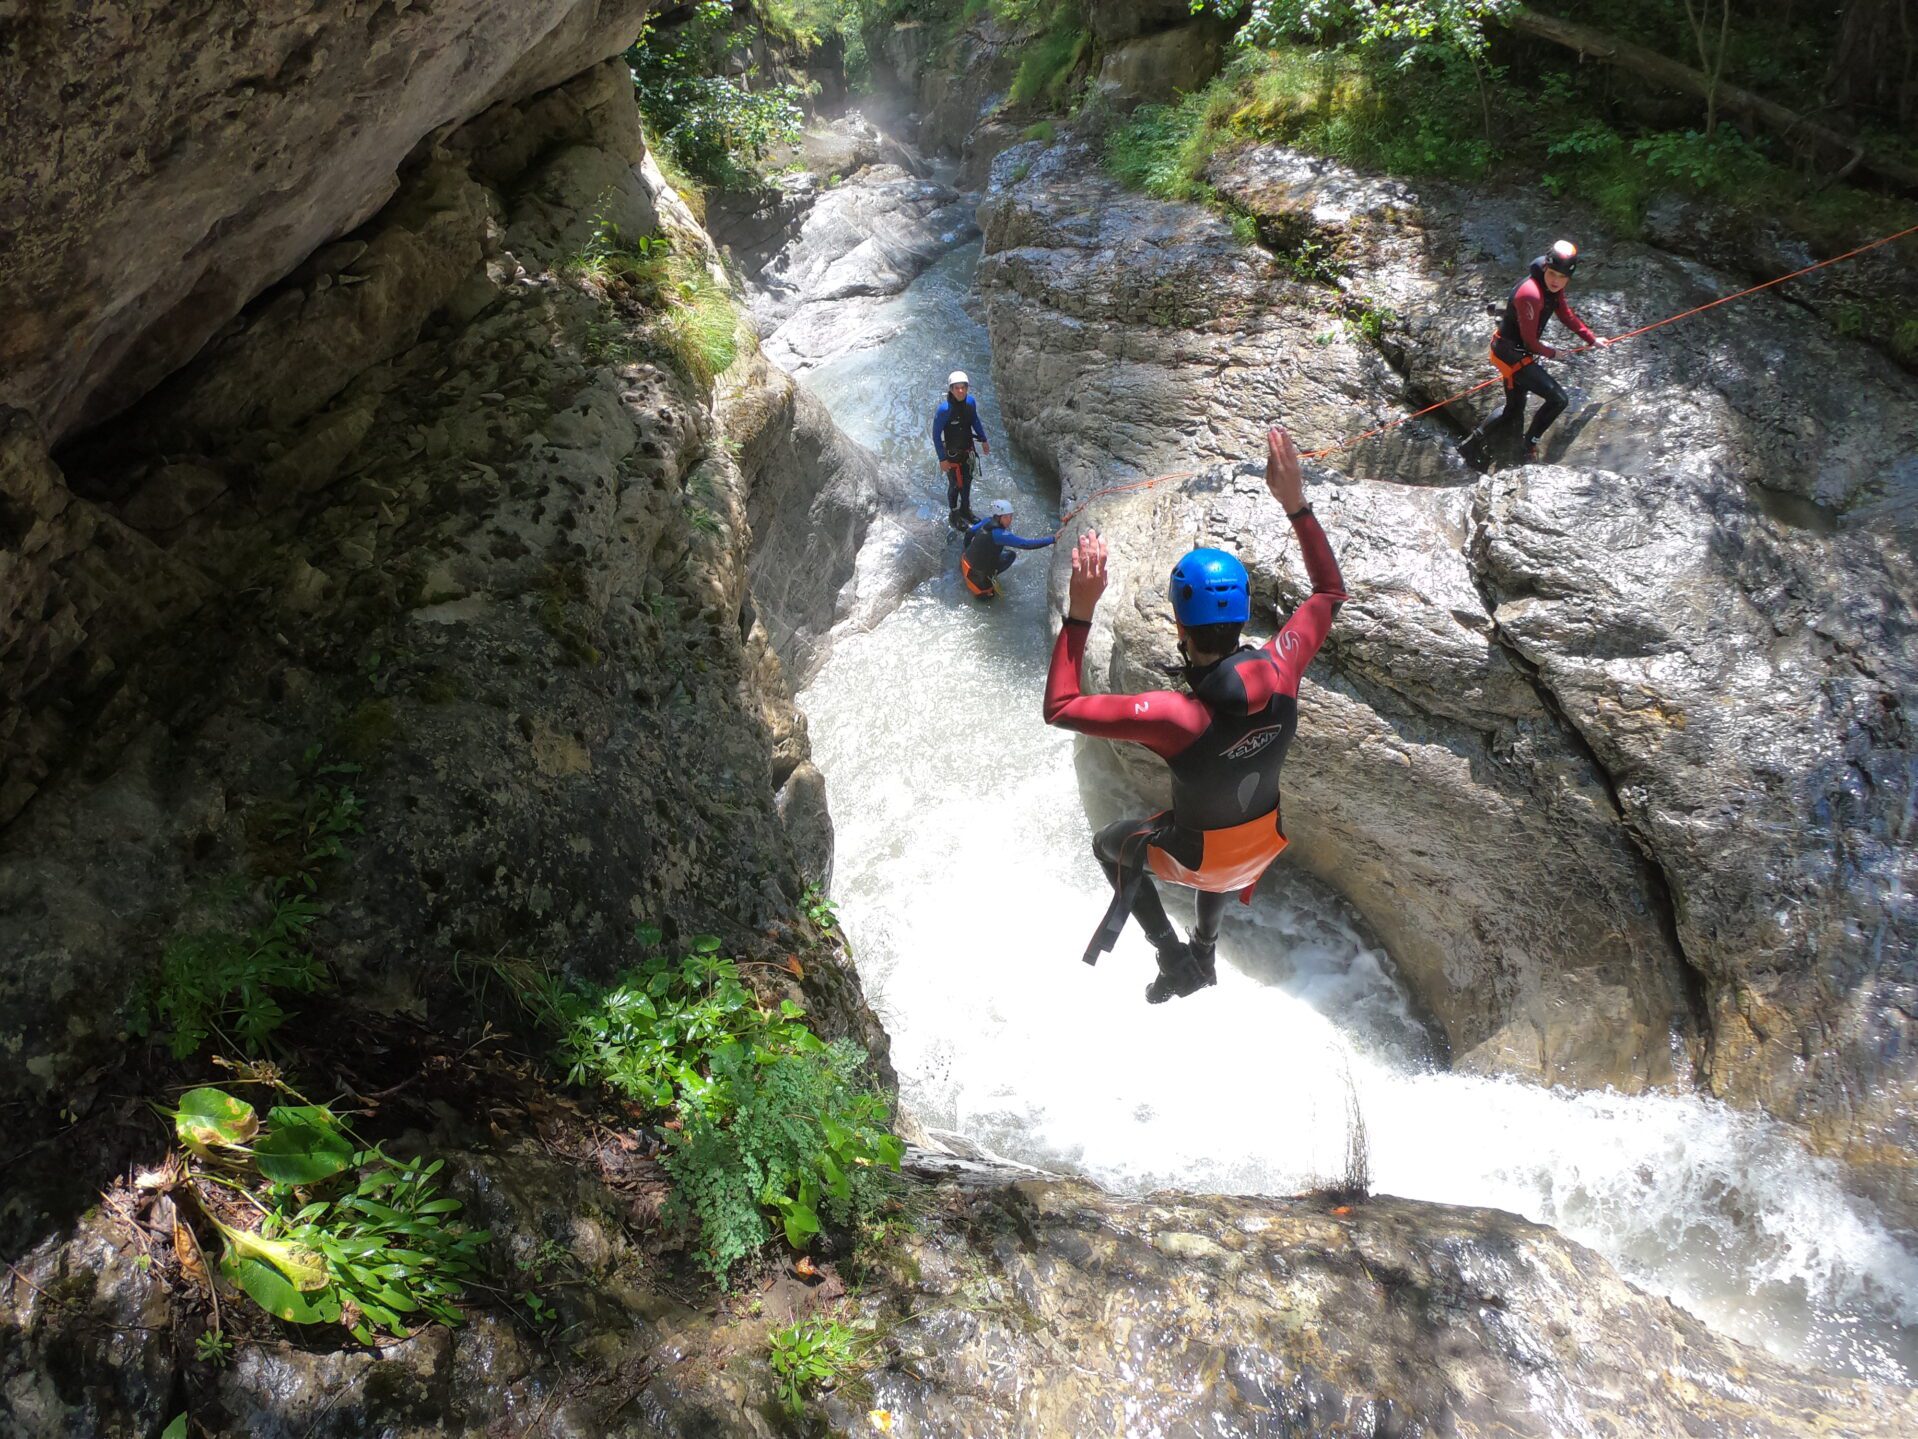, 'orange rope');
1045,218,1918,524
